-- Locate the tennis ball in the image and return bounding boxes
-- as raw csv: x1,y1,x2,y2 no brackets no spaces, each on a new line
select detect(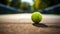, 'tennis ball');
31,12,42,24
